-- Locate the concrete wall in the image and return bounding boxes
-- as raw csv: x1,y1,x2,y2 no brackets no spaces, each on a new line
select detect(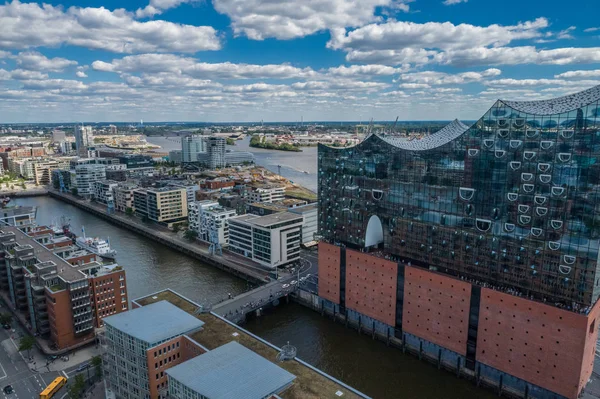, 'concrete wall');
477,288,593,399
317,242,341,305
345,249,397,326
402,266,471,356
